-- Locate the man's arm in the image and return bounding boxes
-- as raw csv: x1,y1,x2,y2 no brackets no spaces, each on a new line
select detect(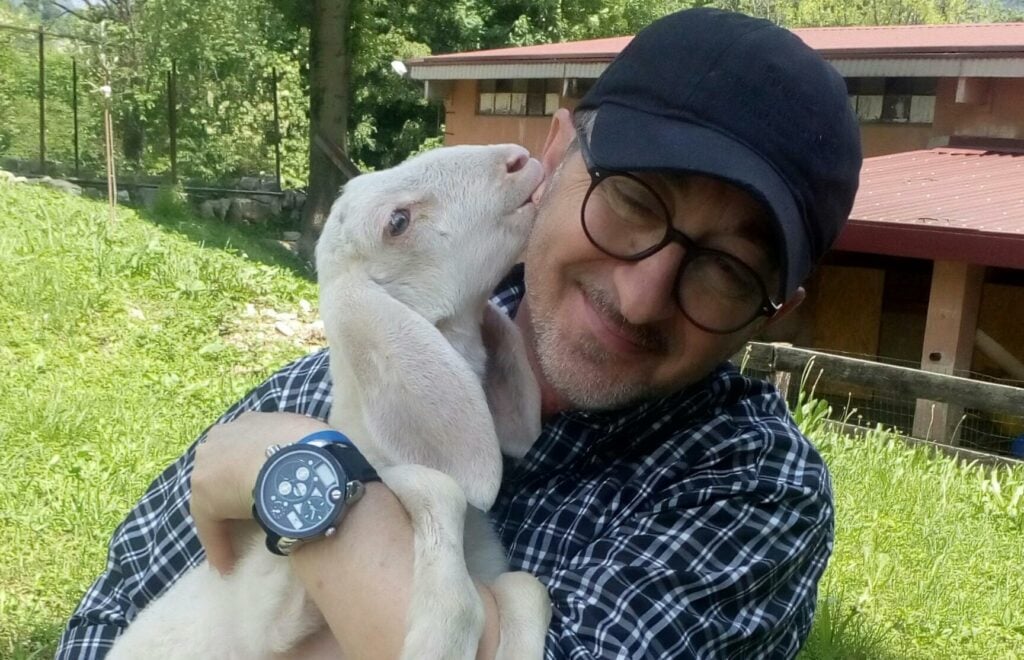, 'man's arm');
284,481,503,660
